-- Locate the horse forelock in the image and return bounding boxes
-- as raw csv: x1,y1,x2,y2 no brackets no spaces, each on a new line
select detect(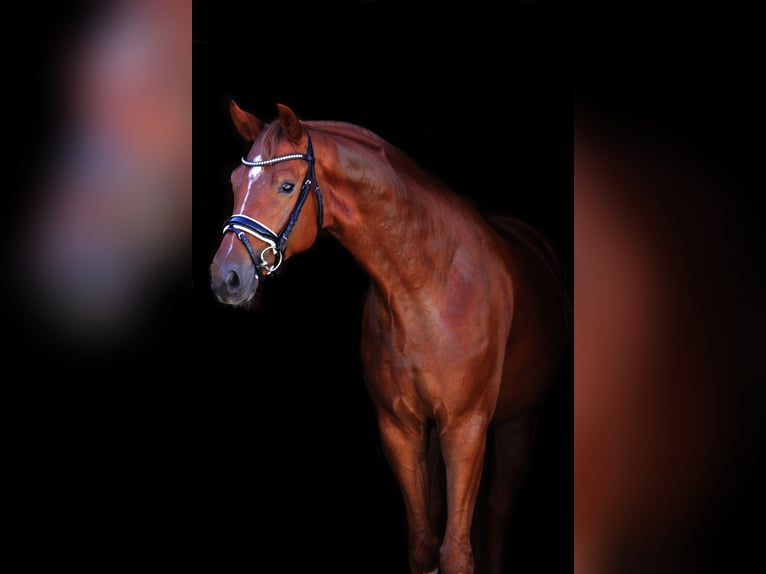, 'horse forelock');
256,122,284,158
